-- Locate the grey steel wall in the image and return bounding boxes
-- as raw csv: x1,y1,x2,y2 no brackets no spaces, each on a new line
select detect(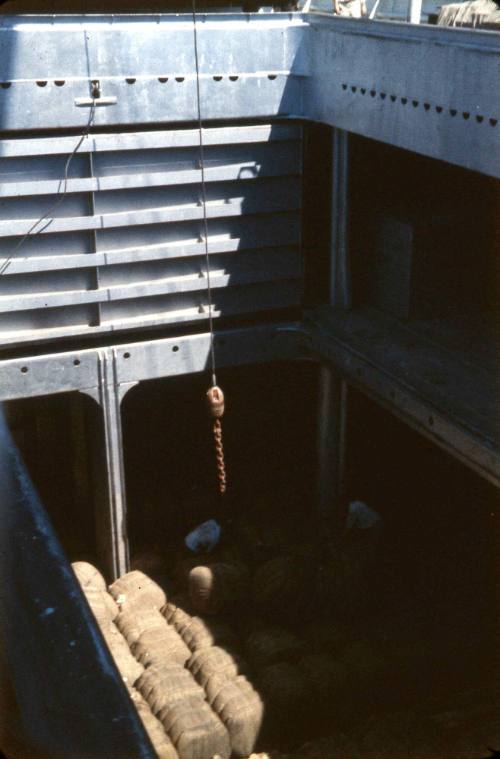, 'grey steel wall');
304,15,500,178
0,124,303,347
0,13,498,349
0,13,497,173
